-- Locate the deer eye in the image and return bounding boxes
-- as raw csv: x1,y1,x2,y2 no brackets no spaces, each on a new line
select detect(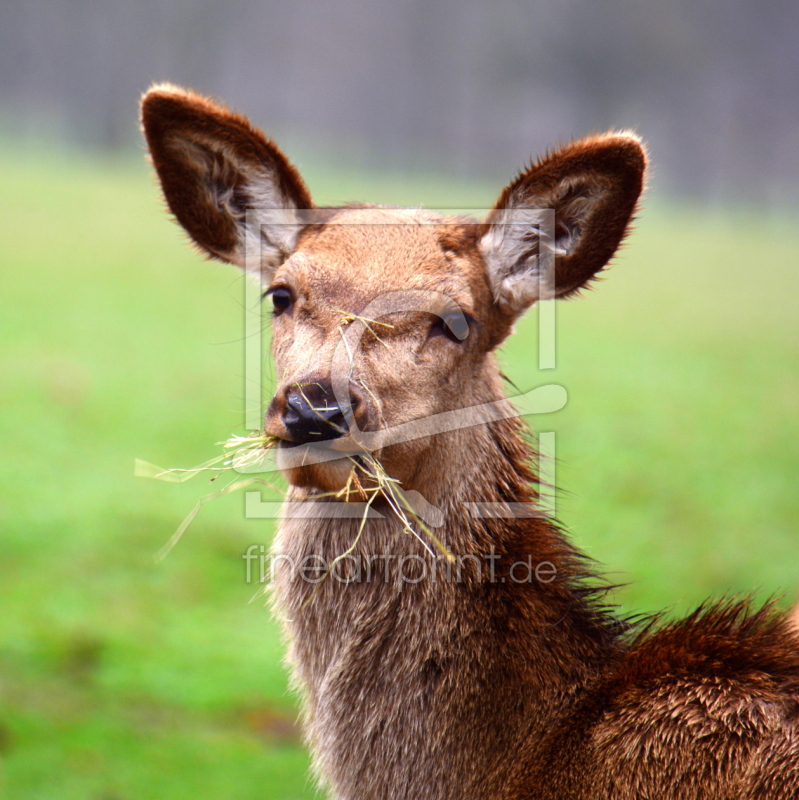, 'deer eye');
265,286,293,315
430,309,471,343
